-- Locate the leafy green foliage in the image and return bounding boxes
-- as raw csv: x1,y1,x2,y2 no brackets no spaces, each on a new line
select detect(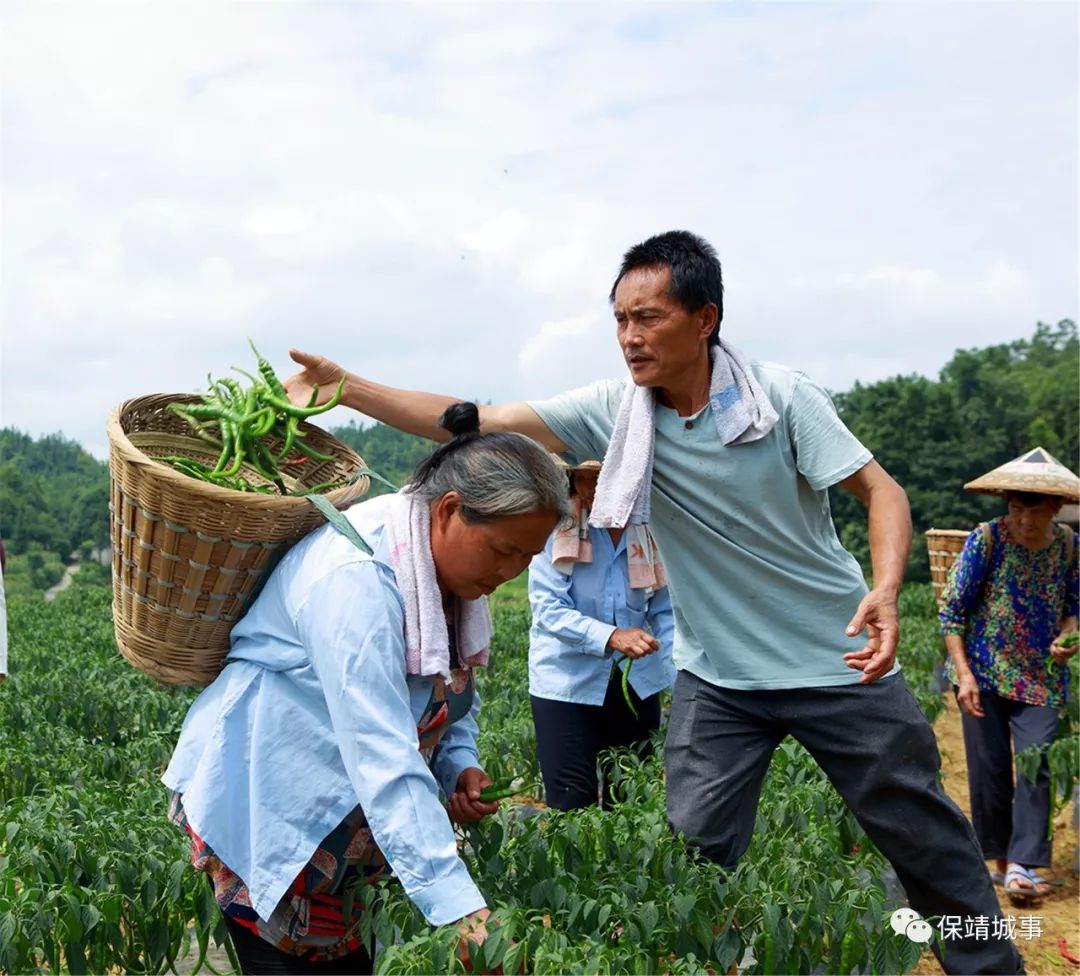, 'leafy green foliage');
330,421,432,496
0,589,243,975
1,580,950,974
831,320,1078,581
1015,651,1080,841
4,322,1074,593
366,739,922,975
0,430,111,564
3,546,66,597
